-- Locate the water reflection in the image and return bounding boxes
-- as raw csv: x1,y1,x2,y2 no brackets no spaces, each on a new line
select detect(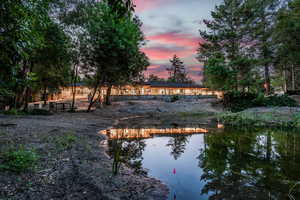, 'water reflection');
101,127,209,139
199,129,300,200
105,126,300,199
